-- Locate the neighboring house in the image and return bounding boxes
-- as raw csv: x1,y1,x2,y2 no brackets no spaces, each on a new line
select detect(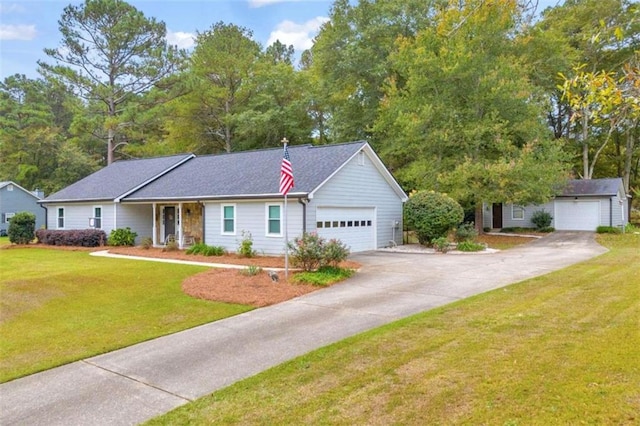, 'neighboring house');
484,178,629,231
0,181,46,234
40,142,408,254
